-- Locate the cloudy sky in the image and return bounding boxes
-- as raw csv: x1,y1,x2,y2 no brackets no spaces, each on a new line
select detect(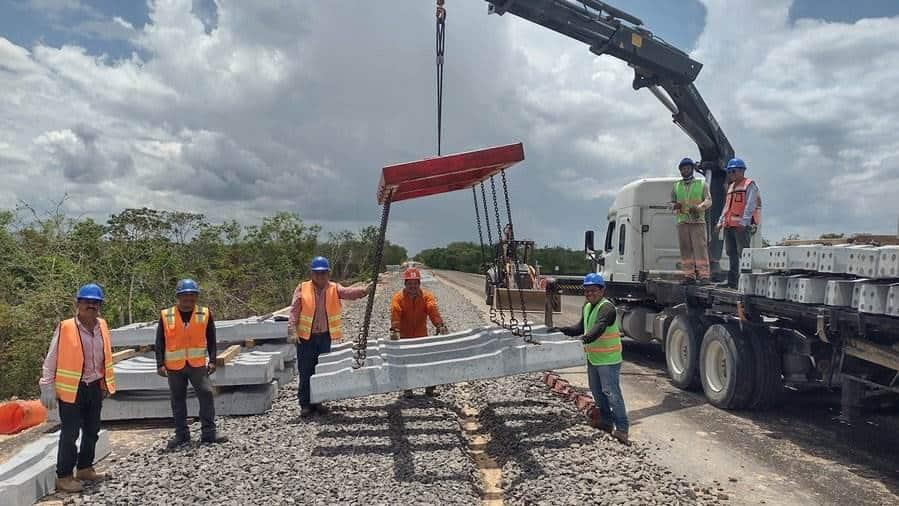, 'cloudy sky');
2,0,898,254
